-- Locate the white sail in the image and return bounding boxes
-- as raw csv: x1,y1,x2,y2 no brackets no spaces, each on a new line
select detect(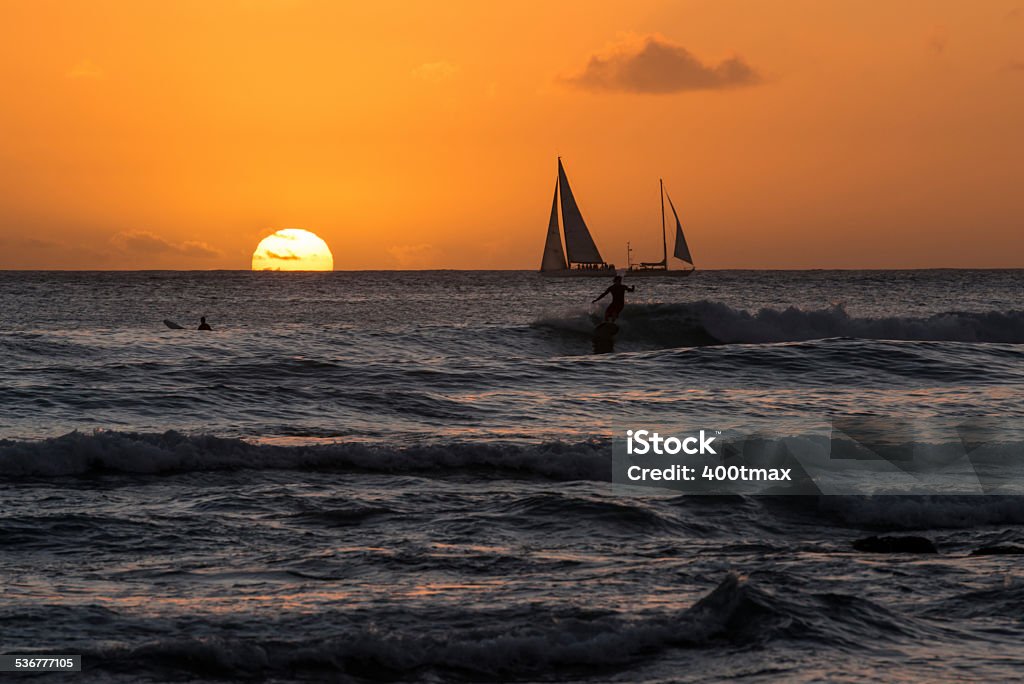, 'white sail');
666,193,693,265
557,159,604,264
540,179,567,271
